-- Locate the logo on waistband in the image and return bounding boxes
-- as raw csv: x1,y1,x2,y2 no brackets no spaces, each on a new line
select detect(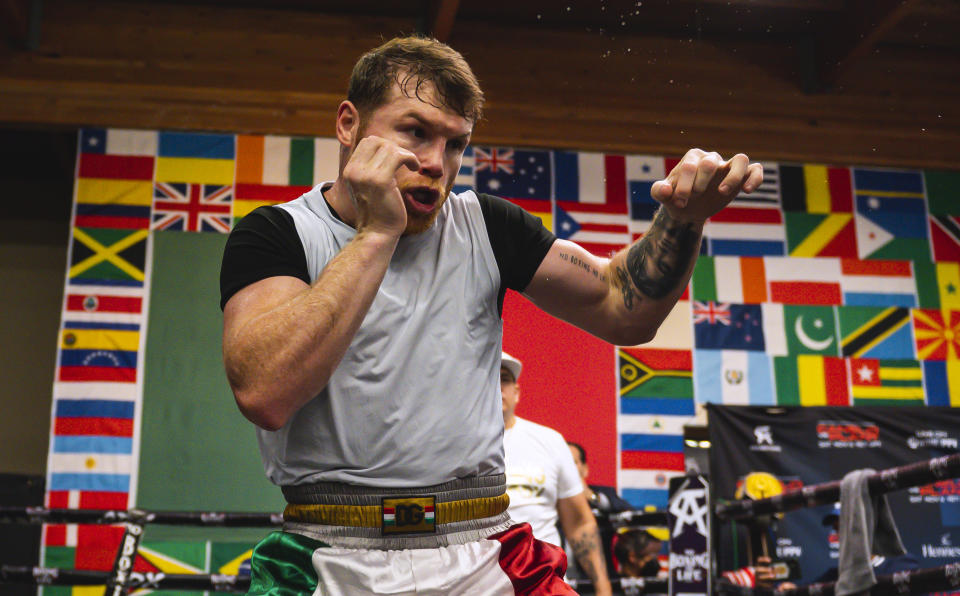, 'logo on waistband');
382,496,436,534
